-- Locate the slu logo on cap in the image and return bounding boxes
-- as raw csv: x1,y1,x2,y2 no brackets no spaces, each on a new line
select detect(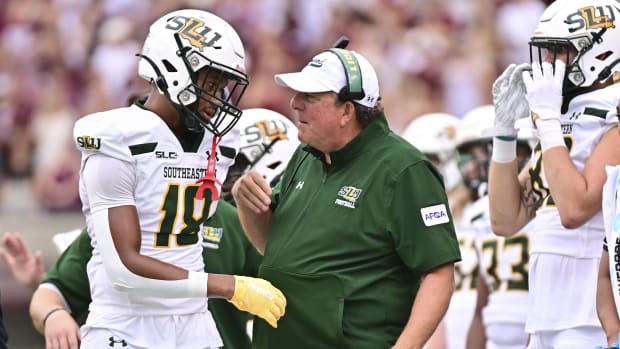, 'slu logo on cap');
420,204,450,227
335,186,362,209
